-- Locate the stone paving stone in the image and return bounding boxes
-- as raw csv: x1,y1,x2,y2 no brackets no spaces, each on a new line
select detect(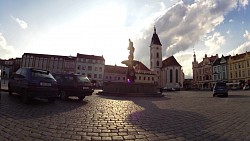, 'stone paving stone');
112,136,124,140
2,91,250,140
